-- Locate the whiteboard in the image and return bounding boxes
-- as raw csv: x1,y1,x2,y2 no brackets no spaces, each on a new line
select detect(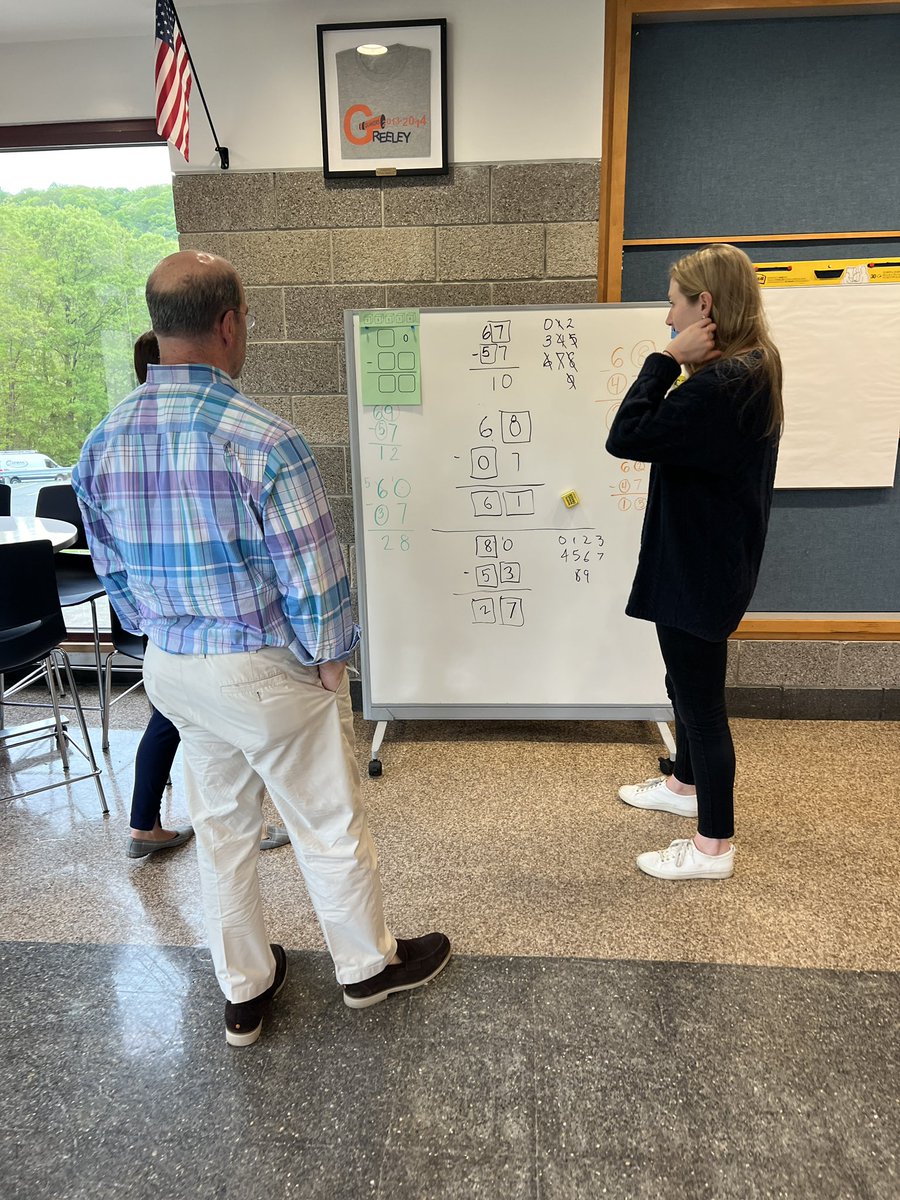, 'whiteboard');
348,304,673,720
